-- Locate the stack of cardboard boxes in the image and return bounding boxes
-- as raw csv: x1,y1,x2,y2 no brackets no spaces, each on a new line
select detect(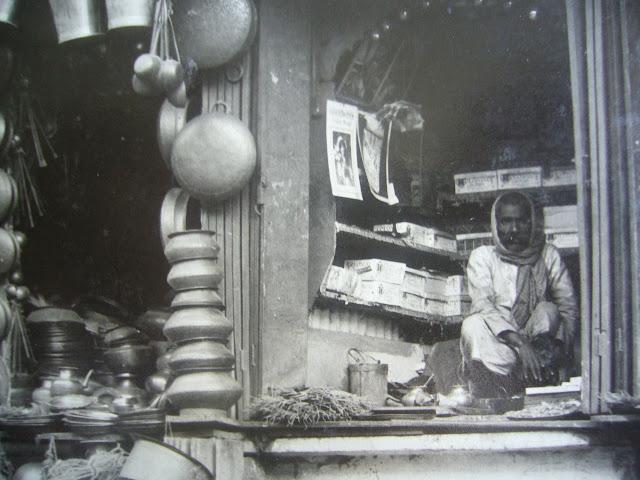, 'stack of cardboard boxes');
325,259,470,317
